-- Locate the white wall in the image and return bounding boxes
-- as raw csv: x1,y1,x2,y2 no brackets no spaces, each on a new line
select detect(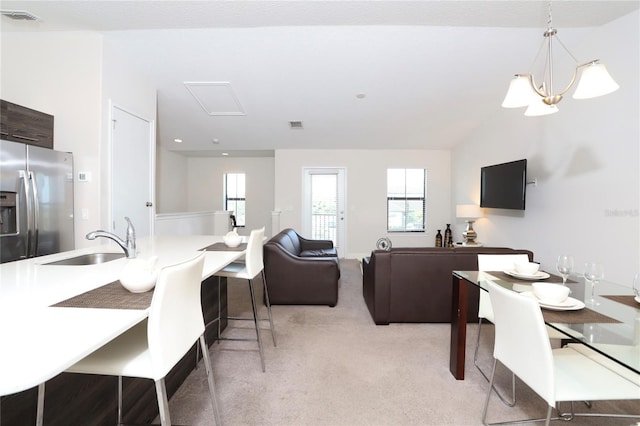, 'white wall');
156,147,189,213
185,156,275,236
452,11,640,285
274,149,451,258
101,38,157,238
155,211,231,235
2,31,158,249
1,32,103,248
